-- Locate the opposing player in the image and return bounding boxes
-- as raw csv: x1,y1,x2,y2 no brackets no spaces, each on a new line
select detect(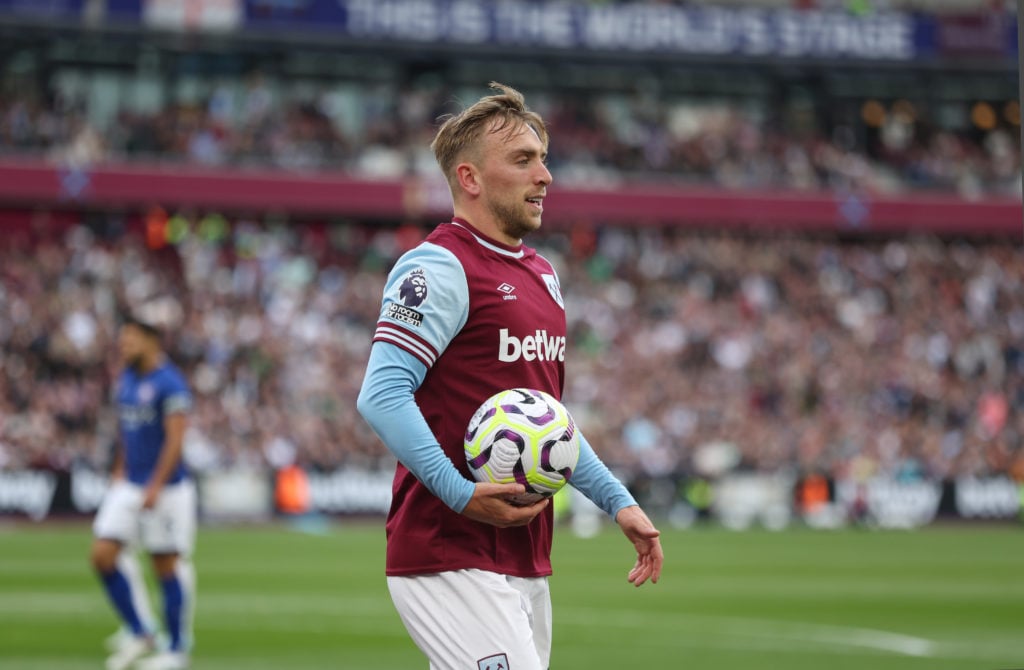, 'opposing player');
104,550,161,654
357,82,663,670
90,315,196,670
